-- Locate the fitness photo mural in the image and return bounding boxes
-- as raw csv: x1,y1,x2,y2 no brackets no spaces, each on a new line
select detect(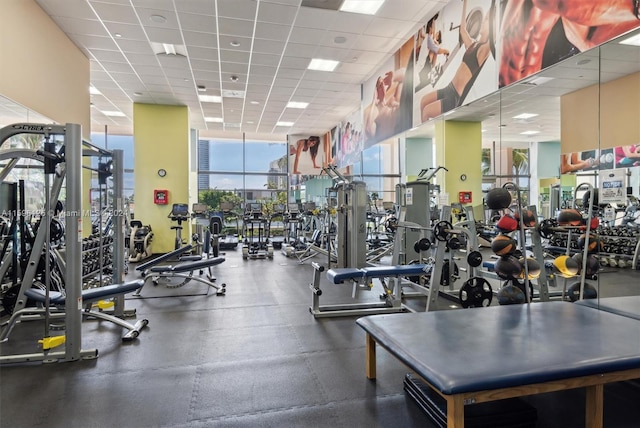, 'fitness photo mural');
336,108,364,169
498,0,640,87
362,37,414,149
288,133,330,176
559,146,640,174
413,0,498,125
